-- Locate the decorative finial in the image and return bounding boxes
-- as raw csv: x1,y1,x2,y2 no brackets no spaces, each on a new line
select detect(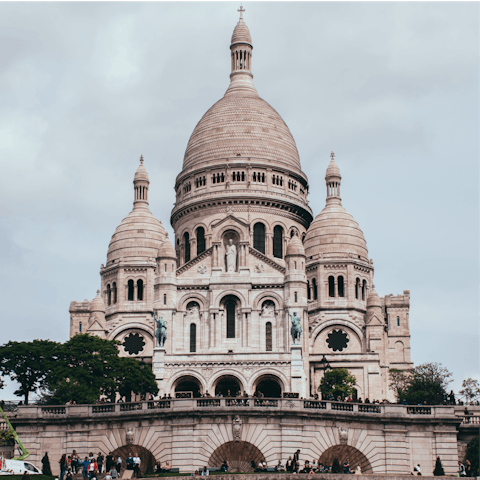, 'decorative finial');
238,4,245,20
140,155,144,165
330,151,335,161
97,289,100,295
